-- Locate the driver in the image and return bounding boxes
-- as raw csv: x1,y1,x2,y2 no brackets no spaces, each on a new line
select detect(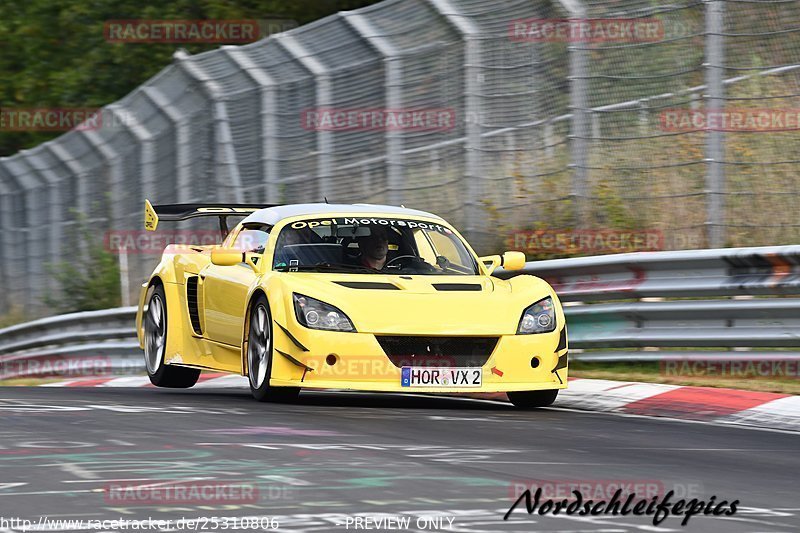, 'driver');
356,226,389,270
